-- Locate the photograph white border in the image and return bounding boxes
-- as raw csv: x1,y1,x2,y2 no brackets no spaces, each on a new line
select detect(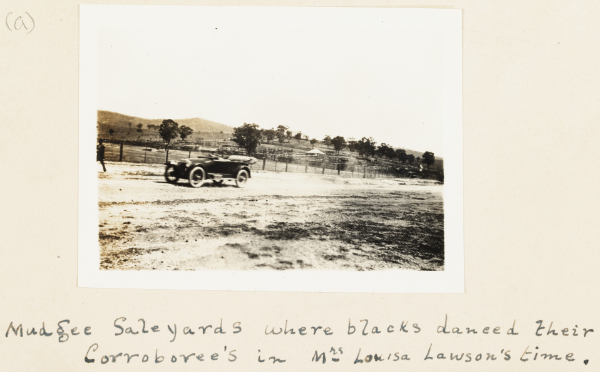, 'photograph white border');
78,5,463,293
